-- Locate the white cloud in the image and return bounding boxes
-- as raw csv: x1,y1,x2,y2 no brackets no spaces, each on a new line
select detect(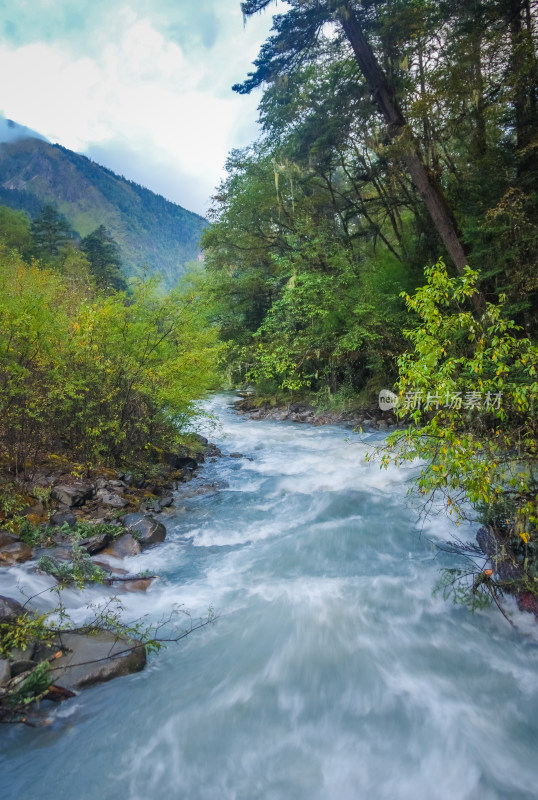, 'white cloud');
0,2,277,214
